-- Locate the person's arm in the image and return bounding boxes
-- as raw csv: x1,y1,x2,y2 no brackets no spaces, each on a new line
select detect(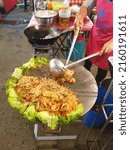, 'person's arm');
74,0,96,31
99,38,113,56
